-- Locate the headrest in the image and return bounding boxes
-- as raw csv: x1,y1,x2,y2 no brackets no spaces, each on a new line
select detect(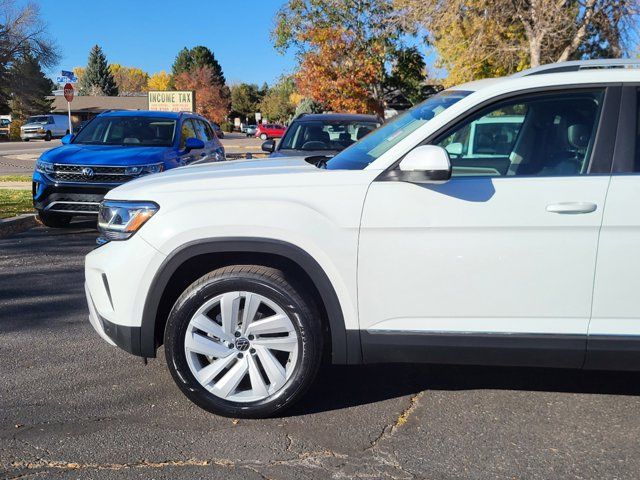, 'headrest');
568,124,590,149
